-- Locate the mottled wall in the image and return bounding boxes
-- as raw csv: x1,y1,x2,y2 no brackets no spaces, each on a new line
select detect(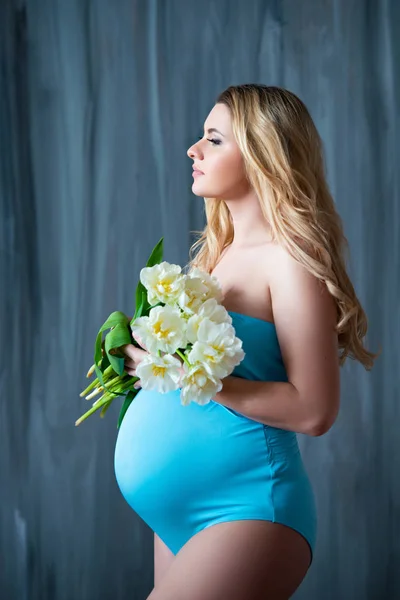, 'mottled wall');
1,0,399,598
